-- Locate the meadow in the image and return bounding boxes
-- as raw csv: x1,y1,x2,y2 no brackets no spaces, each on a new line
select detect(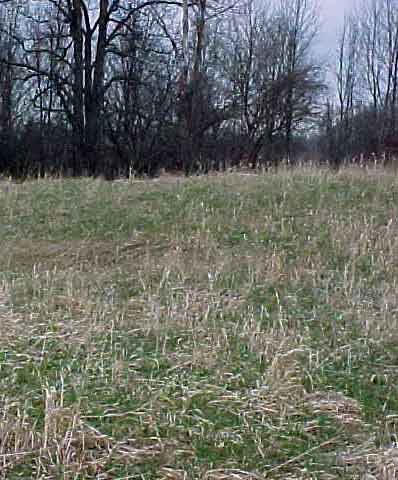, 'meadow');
1,168,398,479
